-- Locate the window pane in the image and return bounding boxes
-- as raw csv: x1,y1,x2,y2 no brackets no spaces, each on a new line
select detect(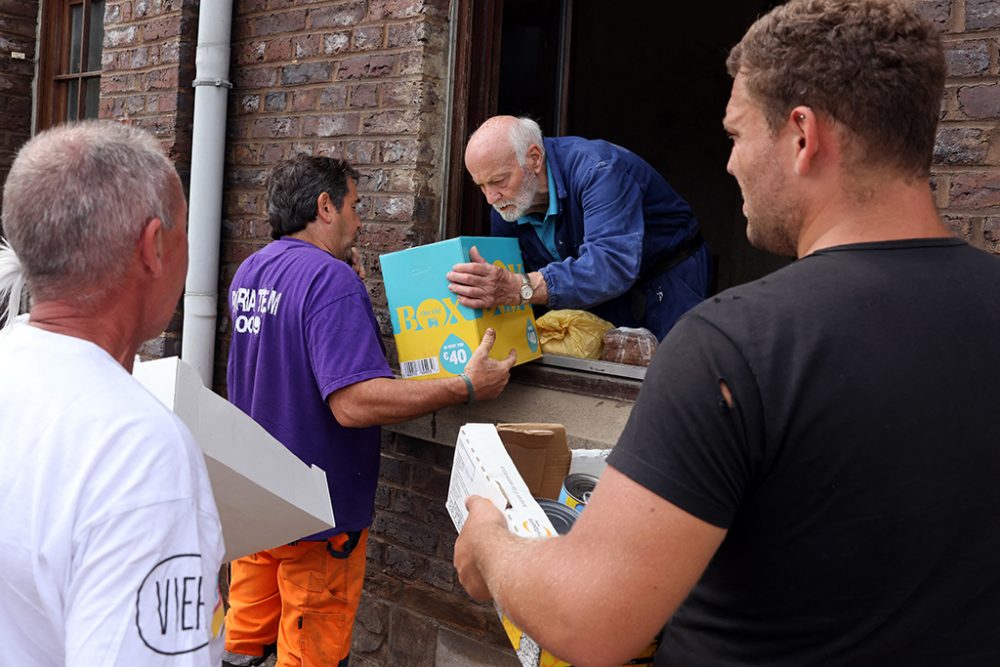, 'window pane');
67,79,79,120
69,3,82,73
87,0,104,72
84,77,100,119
